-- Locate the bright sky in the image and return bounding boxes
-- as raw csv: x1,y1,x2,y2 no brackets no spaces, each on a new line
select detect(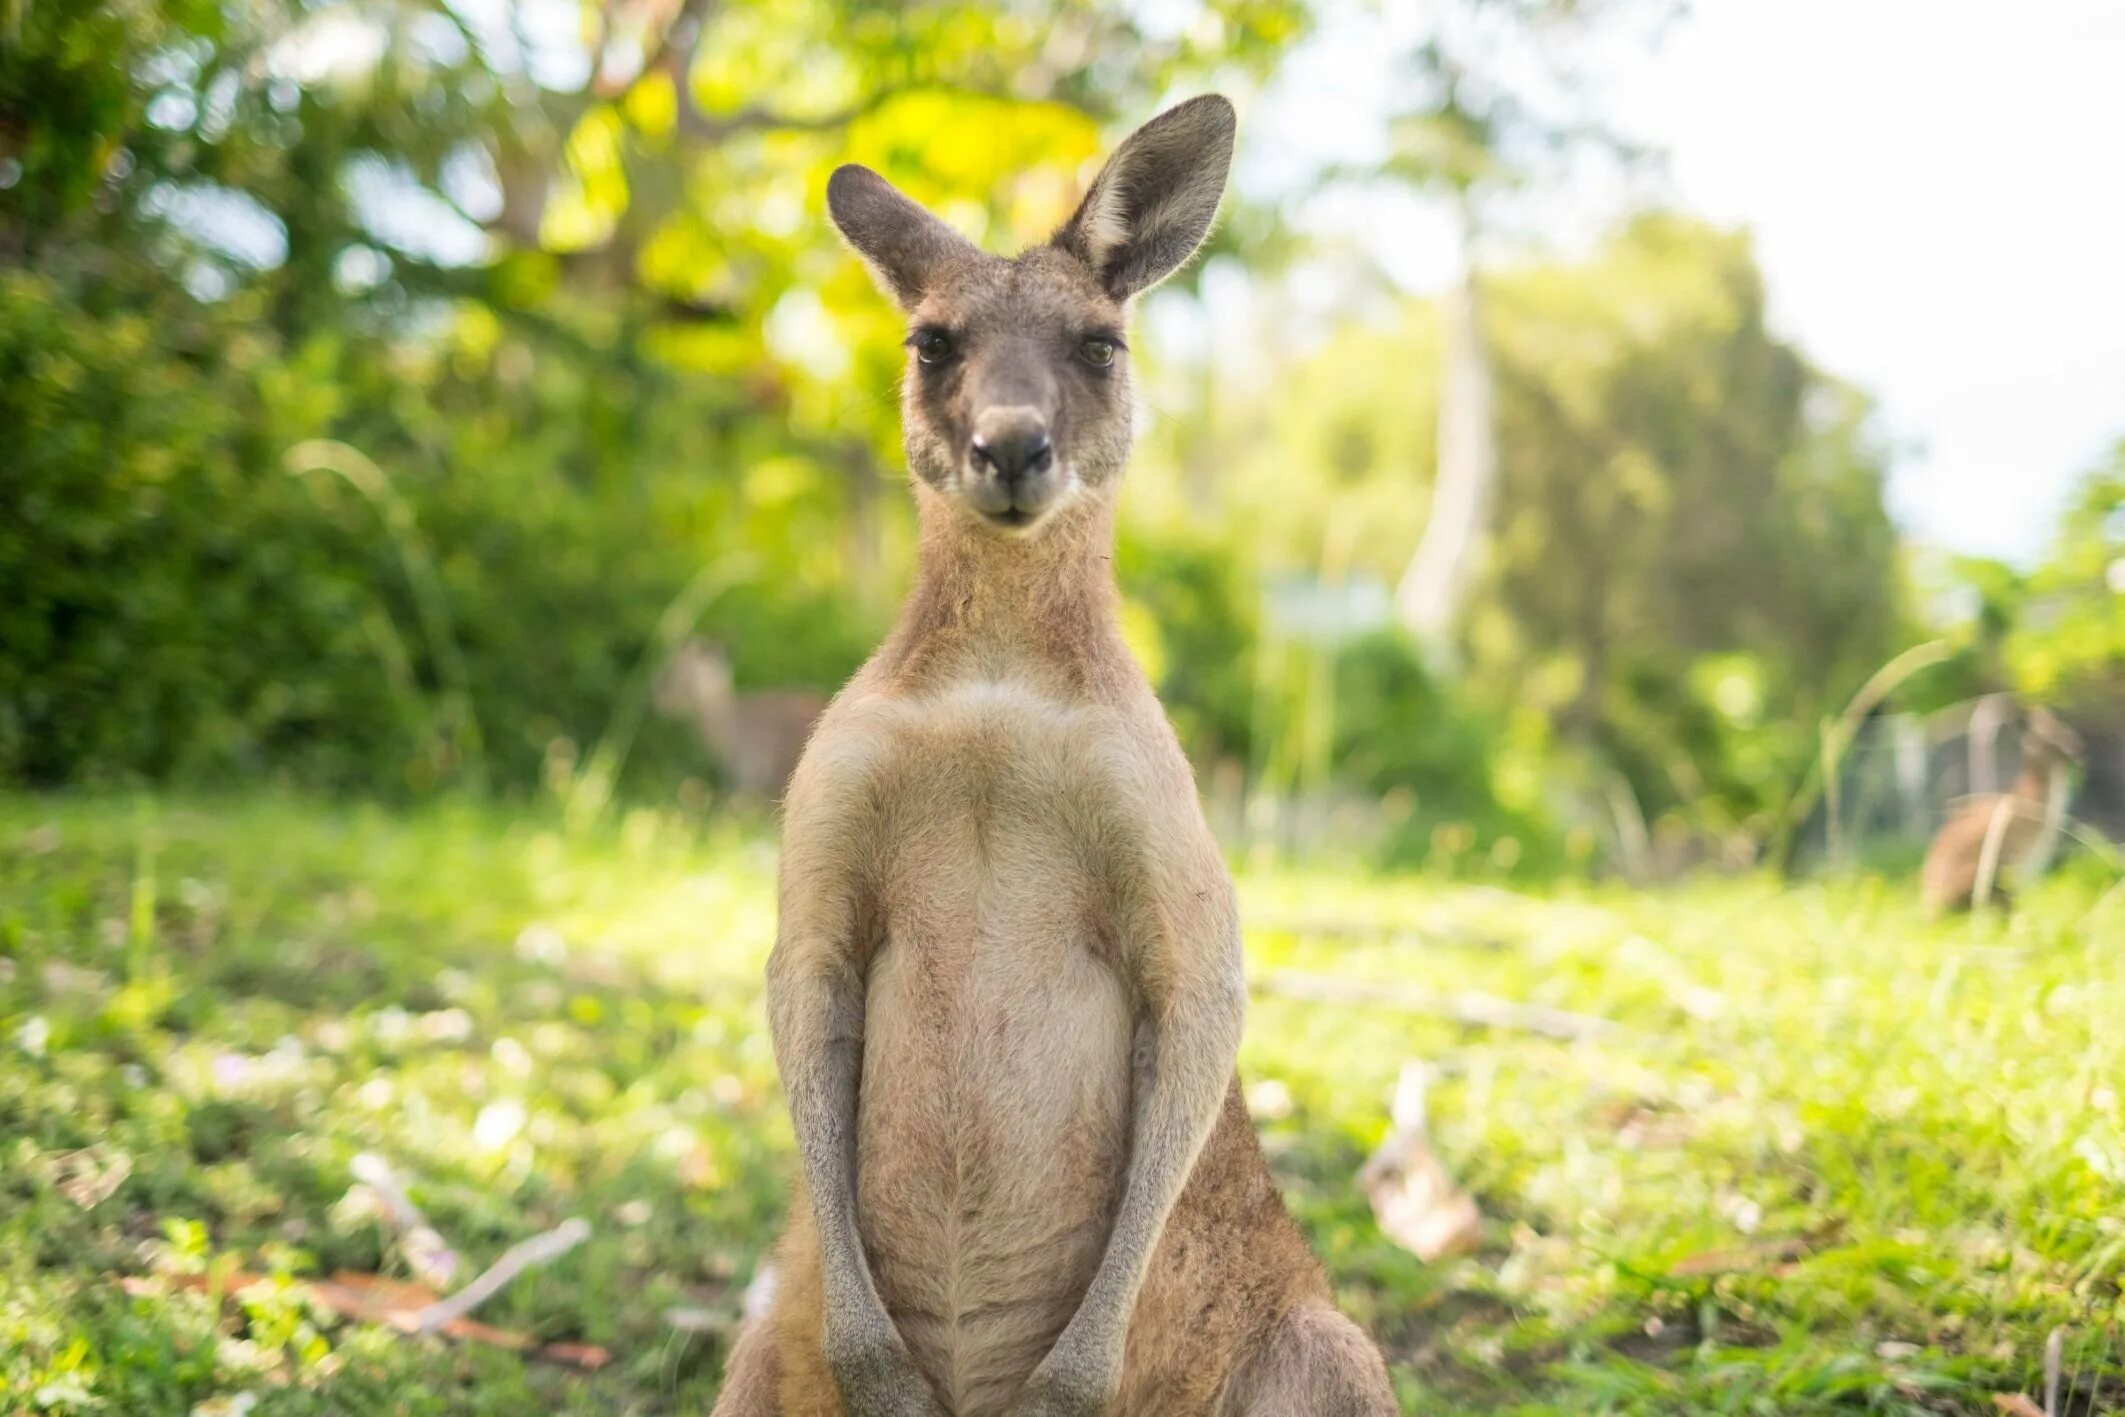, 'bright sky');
1247,0,2125,565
